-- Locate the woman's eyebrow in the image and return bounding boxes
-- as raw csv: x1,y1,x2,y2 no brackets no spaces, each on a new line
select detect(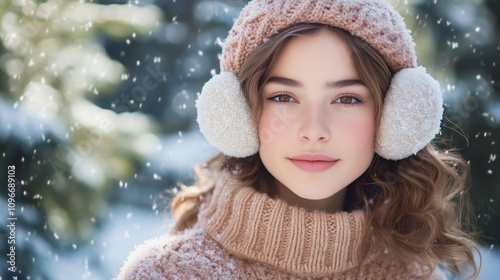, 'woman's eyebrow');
266,76,365,88
324,79,366,88
266,76,303,87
